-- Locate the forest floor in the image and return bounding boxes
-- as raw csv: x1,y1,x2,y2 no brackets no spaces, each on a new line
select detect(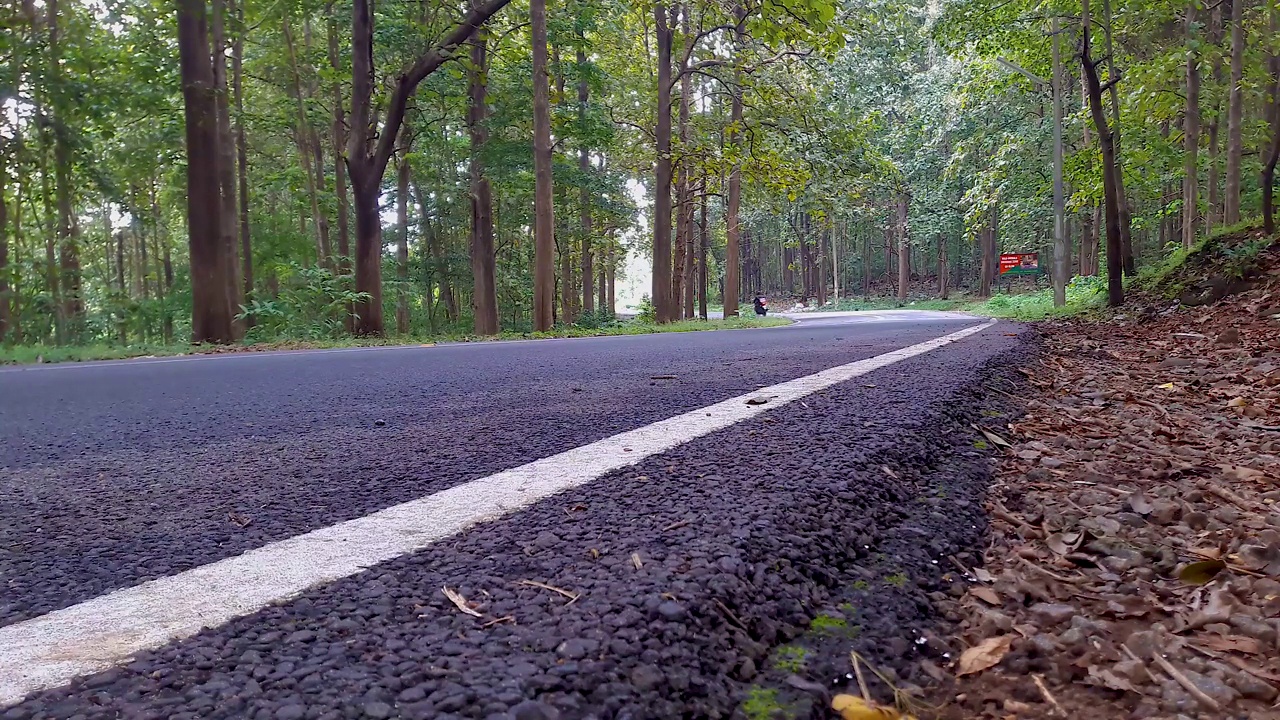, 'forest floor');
0,316,790,365
909,232,1280,720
